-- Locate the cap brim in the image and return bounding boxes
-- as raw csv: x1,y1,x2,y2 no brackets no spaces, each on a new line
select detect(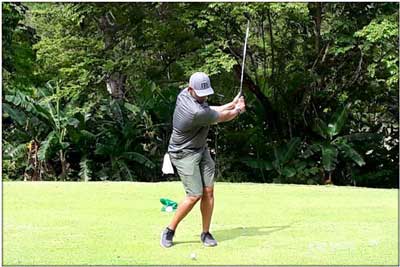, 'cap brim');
194,87,214,97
